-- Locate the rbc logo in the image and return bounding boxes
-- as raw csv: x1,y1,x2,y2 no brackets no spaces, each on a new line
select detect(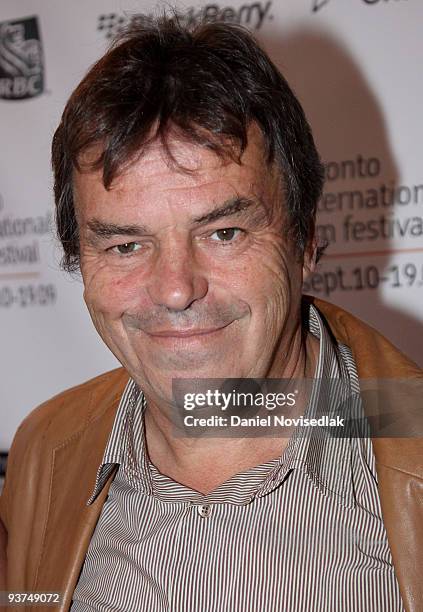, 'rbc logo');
0,16,44,100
